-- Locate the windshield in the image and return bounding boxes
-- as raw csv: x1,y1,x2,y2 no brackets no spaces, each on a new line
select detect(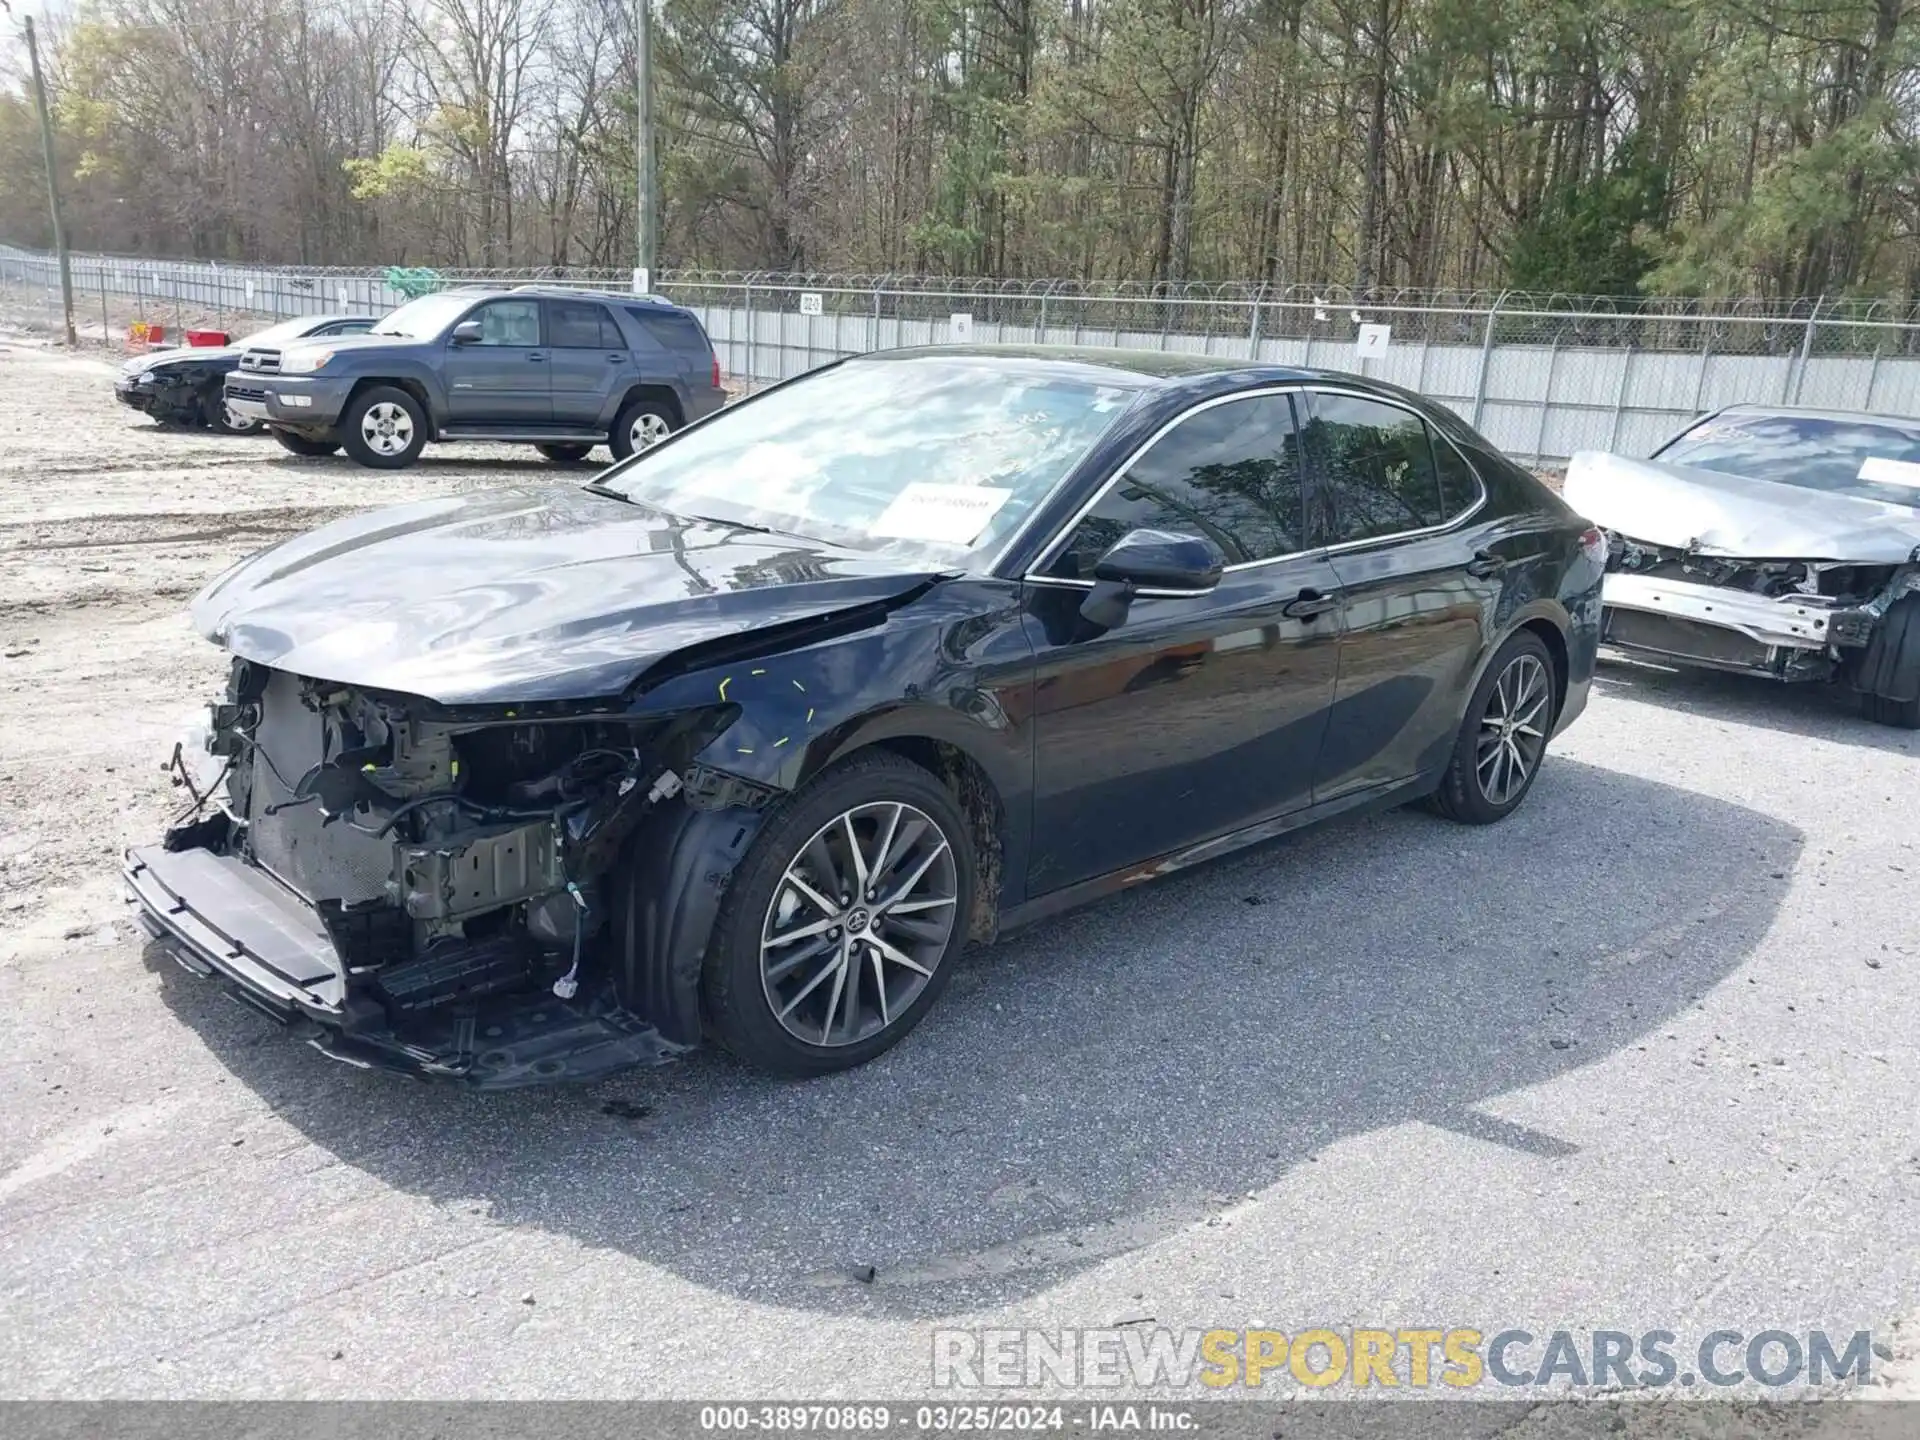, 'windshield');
370,293,474,339
1657,413,1920,507
597,357,1141,563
